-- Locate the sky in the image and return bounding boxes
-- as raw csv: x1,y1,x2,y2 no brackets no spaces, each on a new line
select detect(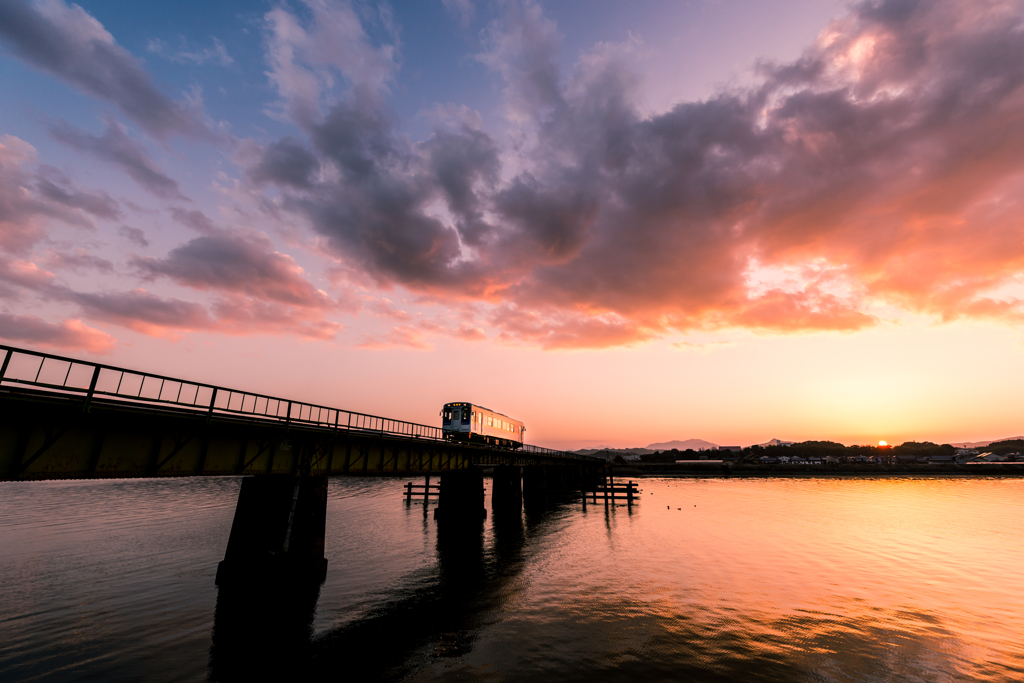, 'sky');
1,0,1024,450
